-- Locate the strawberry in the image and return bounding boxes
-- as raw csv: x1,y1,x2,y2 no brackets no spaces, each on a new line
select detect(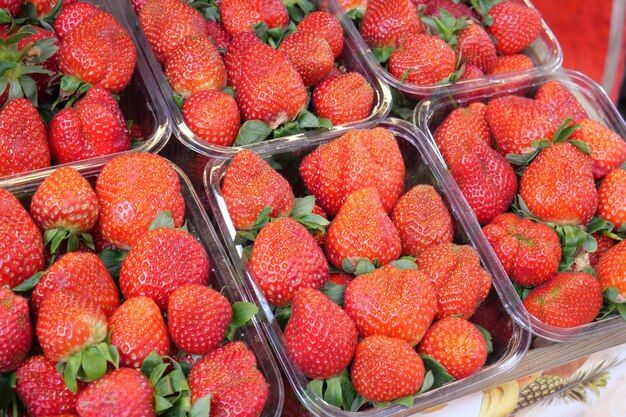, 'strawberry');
54,1,101,41
311,72,375,125
535,80,588,124
469,295,513,348
596,240,626,298
284,288,358,379
523,272,603,328
392,185,454,256
300,128,405,217
297,11,344,59
0,98,50,177
109,296,170,368
597,168,626,229
31,252,120,316
75,368,155,417
205,19,231,50
417,317,487,380
567,119,626,180
345,265,437,345
59,11,136,93
520,142,598,225
351,335,425,402
119,228,210,310
164,35,227,97
188,341,269,417
424,0,475,19
483,213,561,287
360,0,421,48
131,0,148,13
588,233,616,269
485,1,542,55
16,355,84,417
459,63,484,81
0,0,22,15
325,187,402,269
222,150,294,231
220,0,288,36
182,89,240,146
488,54,534,75
224,32,261,91
30,0,76,17
329,273,353,286
49,86,130,164
0,189,45,288
0,288,32,373
278,31,334,87
250,218,329,306
457,22,497,74
168,284,232,355
389,33,456,85
338,0,367,13
16,27,60,100
416,243,492,319
95,154,185,249
139,0,207,65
